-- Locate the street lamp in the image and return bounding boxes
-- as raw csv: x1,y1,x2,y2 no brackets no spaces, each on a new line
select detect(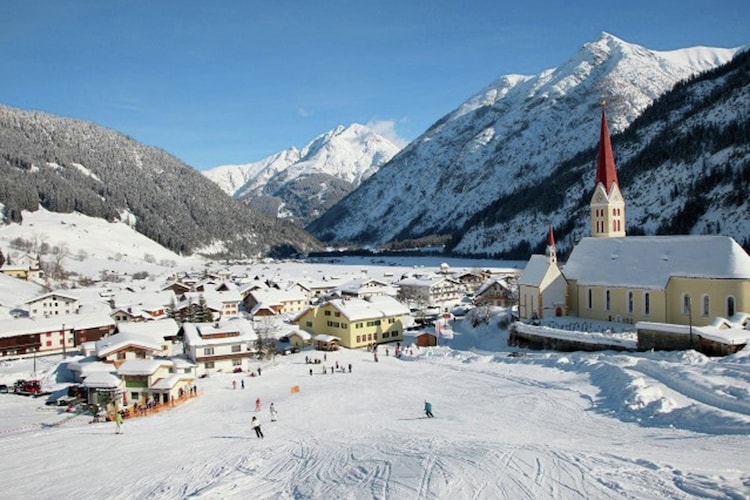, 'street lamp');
687,296,693,349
